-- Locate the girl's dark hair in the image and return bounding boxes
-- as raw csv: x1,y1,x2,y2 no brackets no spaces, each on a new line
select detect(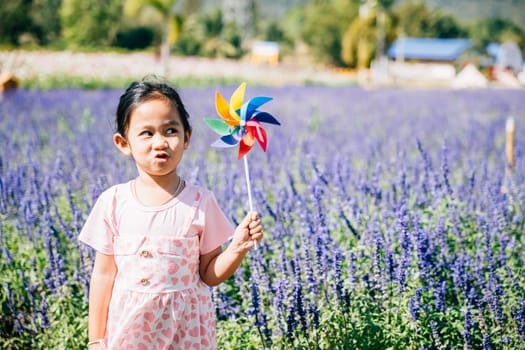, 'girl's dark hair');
116,79,191,138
